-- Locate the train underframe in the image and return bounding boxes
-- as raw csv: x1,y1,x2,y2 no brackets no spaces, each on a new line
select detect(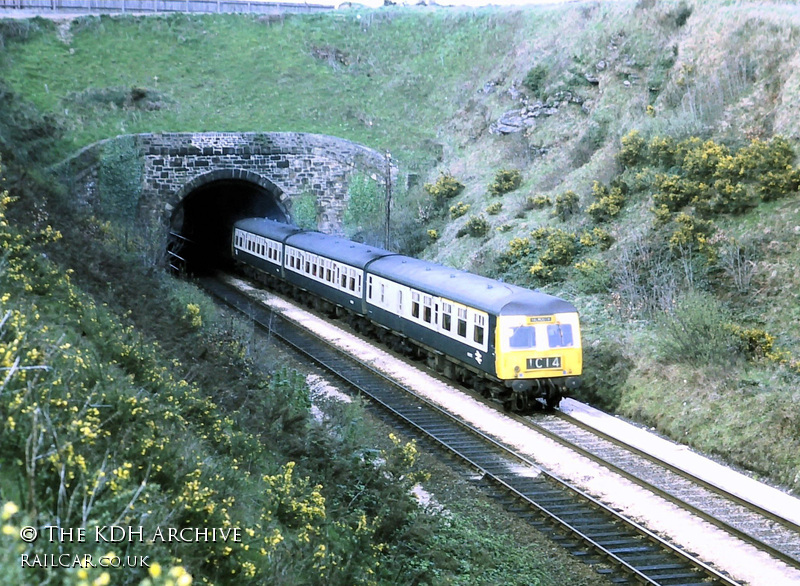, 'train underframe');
238,264,565,413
